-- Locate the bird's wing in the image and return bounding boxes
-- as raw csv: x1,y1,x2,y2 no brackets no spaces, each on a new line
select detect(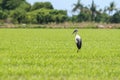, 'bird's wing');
75,35,81,43
76,38,82,49
75,34,82,49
